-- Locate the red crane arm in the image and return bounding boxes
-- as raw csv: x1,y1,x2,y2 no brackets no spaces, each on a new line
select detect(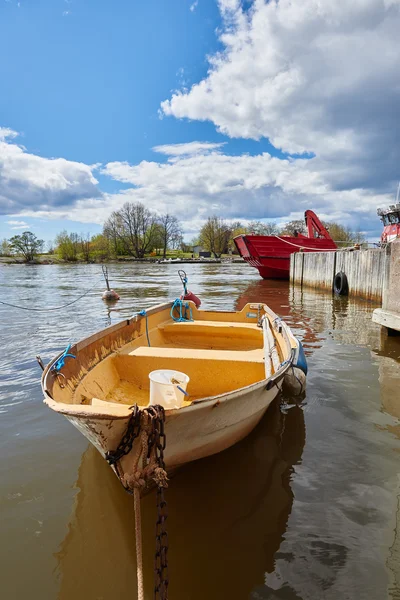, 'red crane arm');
305,210,333,240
